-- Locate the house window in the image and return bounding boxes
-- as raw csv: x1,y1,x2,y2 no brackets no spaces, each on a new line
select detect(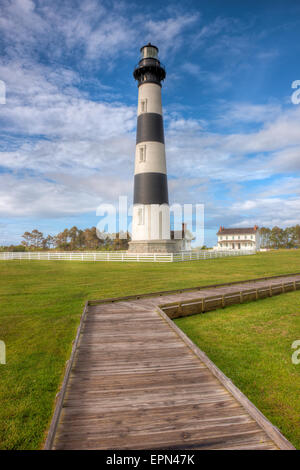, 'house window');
220,236,222,240
244,236,246,239
138,207,144,225
139,145,146,162
232,236,234,240
238,236,240,239
140,99,147,113
226,236,228,240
